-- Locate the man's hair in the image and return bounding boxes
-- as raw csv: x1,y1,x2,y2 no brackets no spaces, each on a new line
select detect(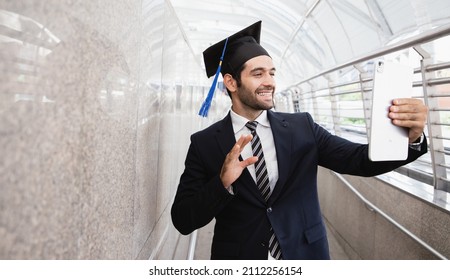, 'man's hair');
225,64,245,99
